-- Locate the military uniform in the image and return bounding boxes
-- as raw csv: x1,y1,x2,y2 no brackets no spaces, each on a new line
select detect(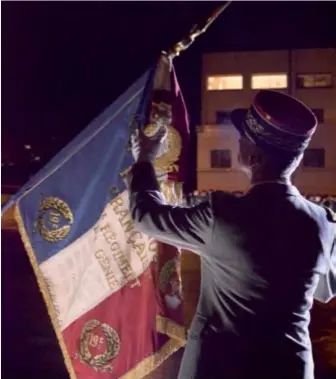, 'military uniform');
129,90,336,379
130,162,335,379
